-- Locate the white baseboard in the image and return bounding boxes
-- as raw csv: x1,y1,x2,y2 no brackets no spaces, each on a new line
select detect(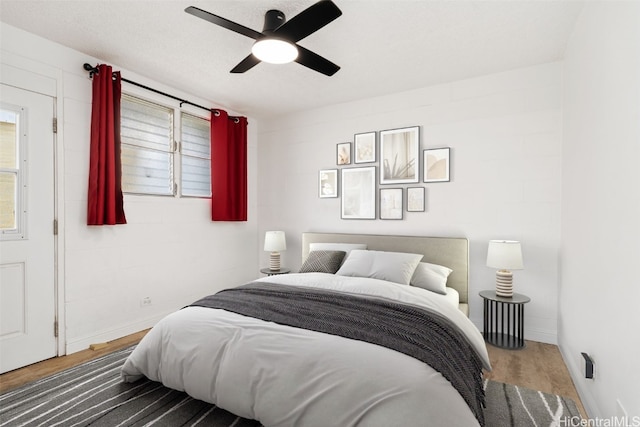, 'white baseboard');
65,310,173,355
525,327,557,345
